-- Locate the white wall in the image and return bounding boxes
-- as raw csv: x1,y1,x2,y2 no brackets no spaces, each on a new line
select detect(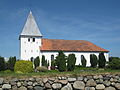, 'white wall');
20,36,41,60
41,51,109,66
